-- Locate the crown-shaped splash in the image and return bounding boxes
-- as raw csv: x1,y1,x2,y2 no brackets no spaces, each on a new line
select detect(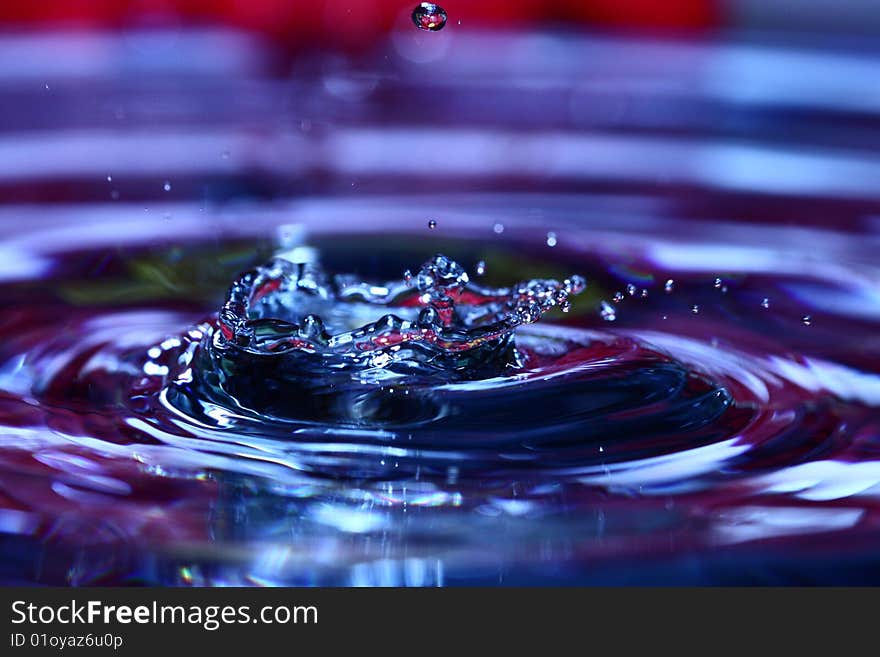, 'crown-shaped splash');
212,253,585,380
